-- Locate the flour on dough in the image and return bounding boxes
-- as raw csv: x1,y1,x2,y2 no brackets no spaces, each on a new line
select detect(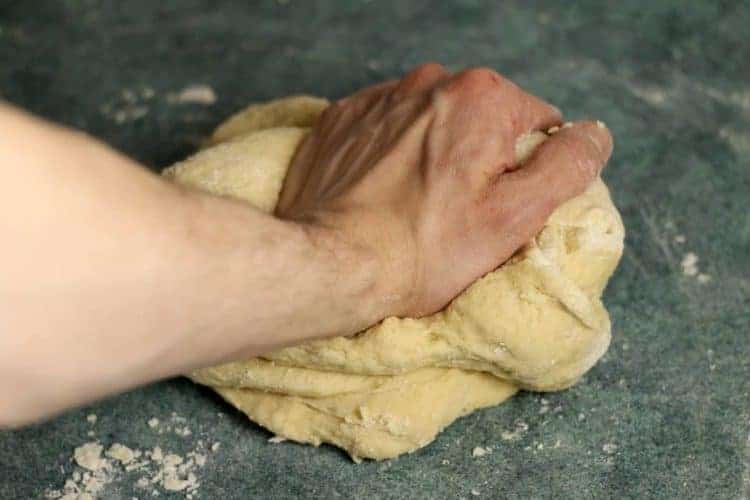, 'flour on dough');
163,96,625,461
